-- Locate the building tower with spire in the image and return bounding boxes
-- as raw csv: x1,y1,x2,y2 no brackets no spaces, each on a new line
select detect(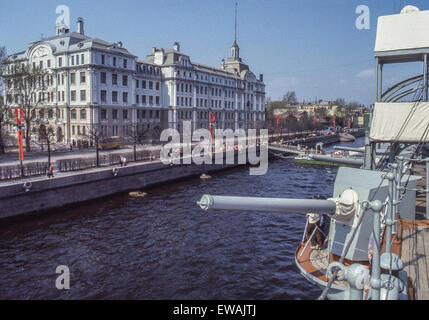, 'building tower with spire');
224,2,249,74
231,2,240,59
